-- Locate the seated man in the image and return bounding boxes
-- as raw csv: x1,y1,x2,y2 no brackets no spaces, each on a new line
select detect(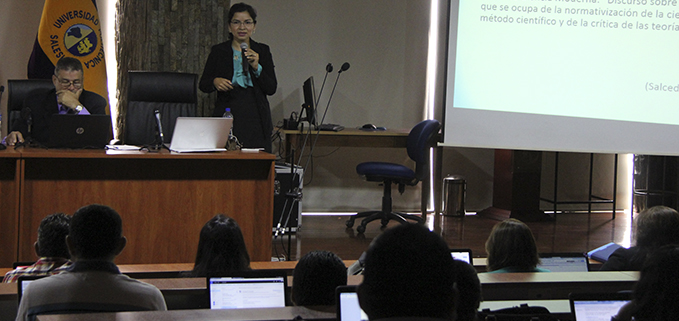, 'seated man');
5,56,107,146
16,204,166,321
358,224,458,321
291,250,347,308
3,213,72,282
